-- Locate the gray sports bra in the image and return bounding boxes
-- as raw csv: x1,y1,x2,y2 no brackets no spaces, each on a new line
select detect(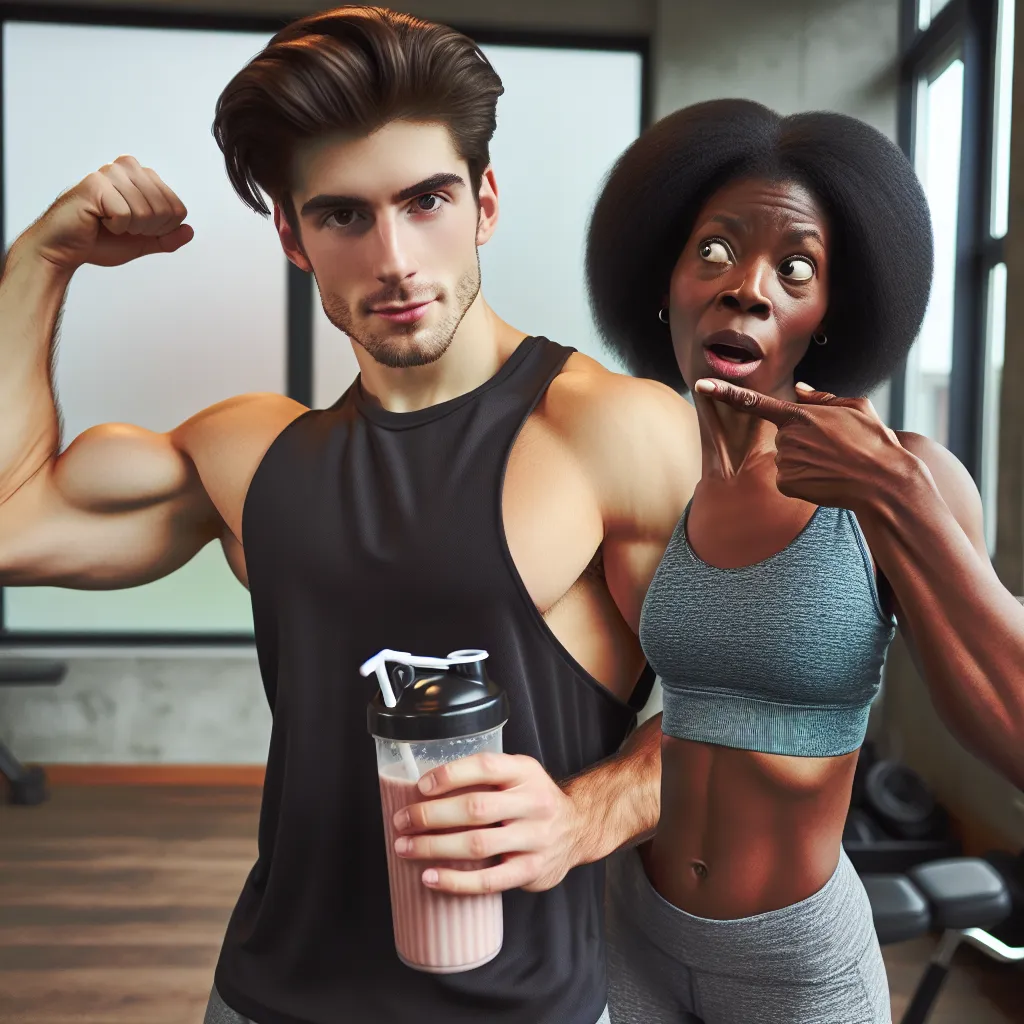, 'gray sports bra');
639,501,896,758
